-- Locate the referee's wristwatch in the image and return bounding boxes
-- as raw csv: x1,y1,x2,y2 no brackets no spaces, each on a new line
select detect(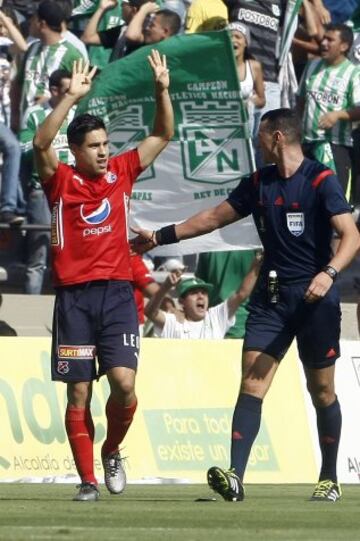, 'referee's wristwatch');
322,265,338,281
